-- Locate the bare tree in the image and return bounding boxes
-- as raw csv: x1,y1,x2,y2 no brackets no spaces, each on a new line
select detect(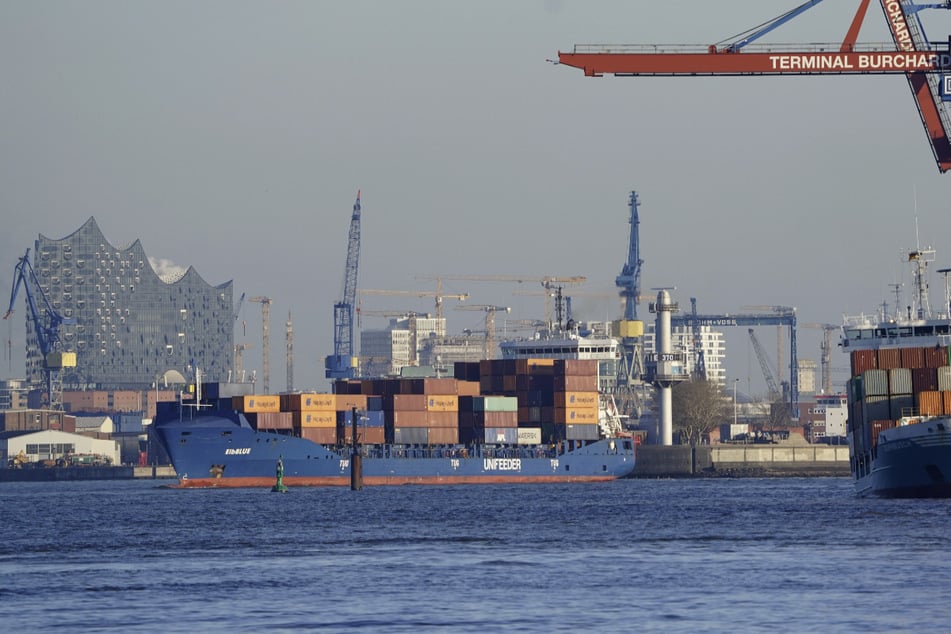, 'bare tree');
671,378,731,445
